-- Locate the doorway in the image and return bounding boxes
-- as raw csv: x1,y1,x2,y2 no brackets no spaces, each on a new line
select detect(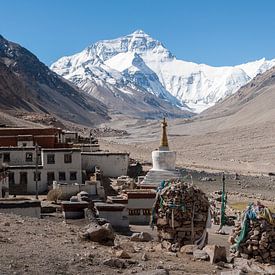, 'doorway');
20,172,28,185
